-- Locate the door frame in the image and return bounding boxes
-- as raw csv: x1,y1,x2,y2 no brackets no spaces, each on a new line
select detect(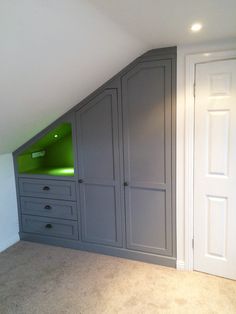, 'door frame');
184,49,236,271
